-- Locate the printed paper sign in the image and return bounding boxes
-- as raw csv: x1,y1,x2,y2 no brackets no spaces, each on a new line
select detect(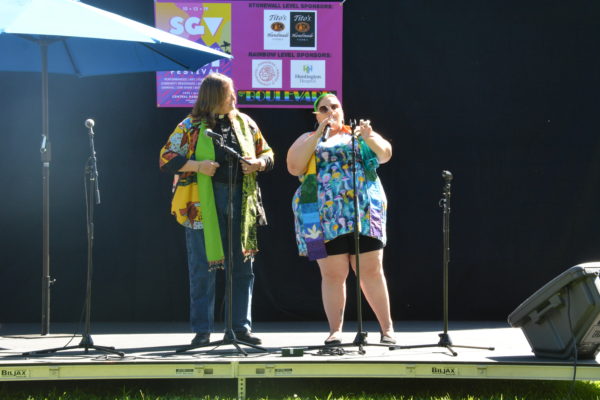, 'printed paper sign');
155,1,342,108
